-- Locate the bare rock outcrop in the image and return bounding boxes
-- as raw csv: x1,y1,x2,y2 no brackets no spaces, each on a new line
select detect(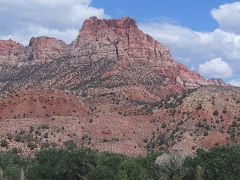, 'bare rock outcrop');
71,16,172,66
27,36,67,63
0,40,24,64
0,17,229,89
0,37,67,65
